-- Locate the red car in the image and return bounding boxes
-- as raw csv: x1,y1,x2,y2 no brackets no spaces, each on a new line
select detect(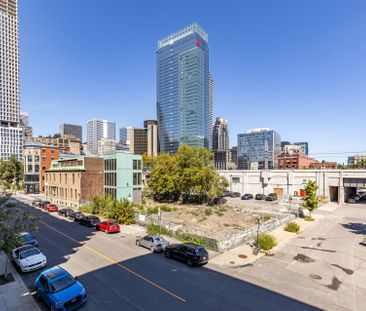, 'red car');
45,204,58,212
96,220,120,233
